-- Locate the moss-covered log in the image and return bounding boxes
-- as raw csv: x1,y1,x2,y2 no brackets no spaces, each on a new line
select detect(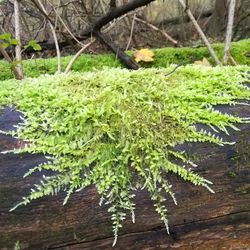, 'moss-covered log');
0,103,249,250
0,39,249,81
